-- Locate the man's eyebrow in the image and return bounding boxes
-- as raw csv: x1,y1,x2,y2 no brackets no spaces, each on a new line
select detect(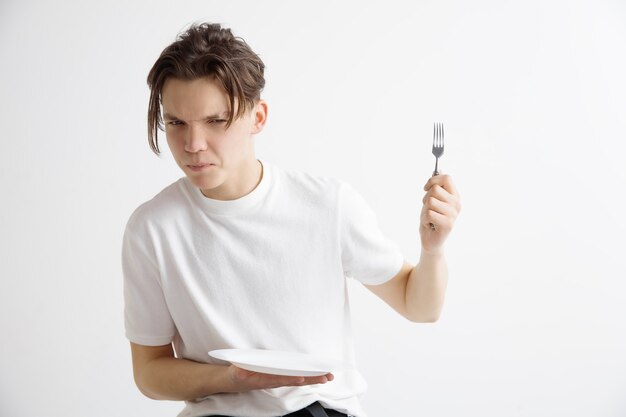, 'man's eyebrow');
163,112,230,121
